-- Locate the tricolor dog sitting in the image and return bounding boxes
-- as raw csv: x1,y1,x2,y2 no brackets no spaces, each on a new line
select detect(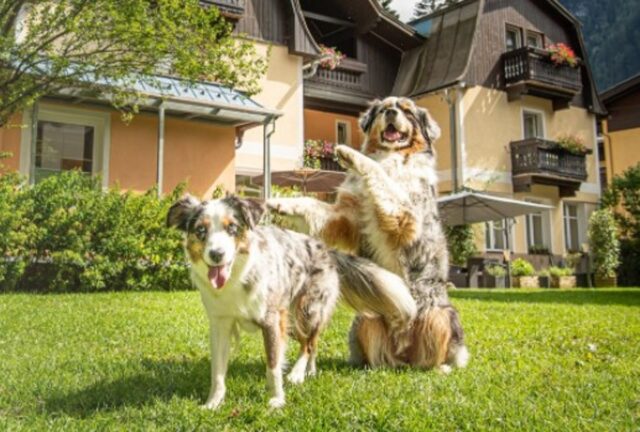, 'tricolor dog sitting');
167,195,415,410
